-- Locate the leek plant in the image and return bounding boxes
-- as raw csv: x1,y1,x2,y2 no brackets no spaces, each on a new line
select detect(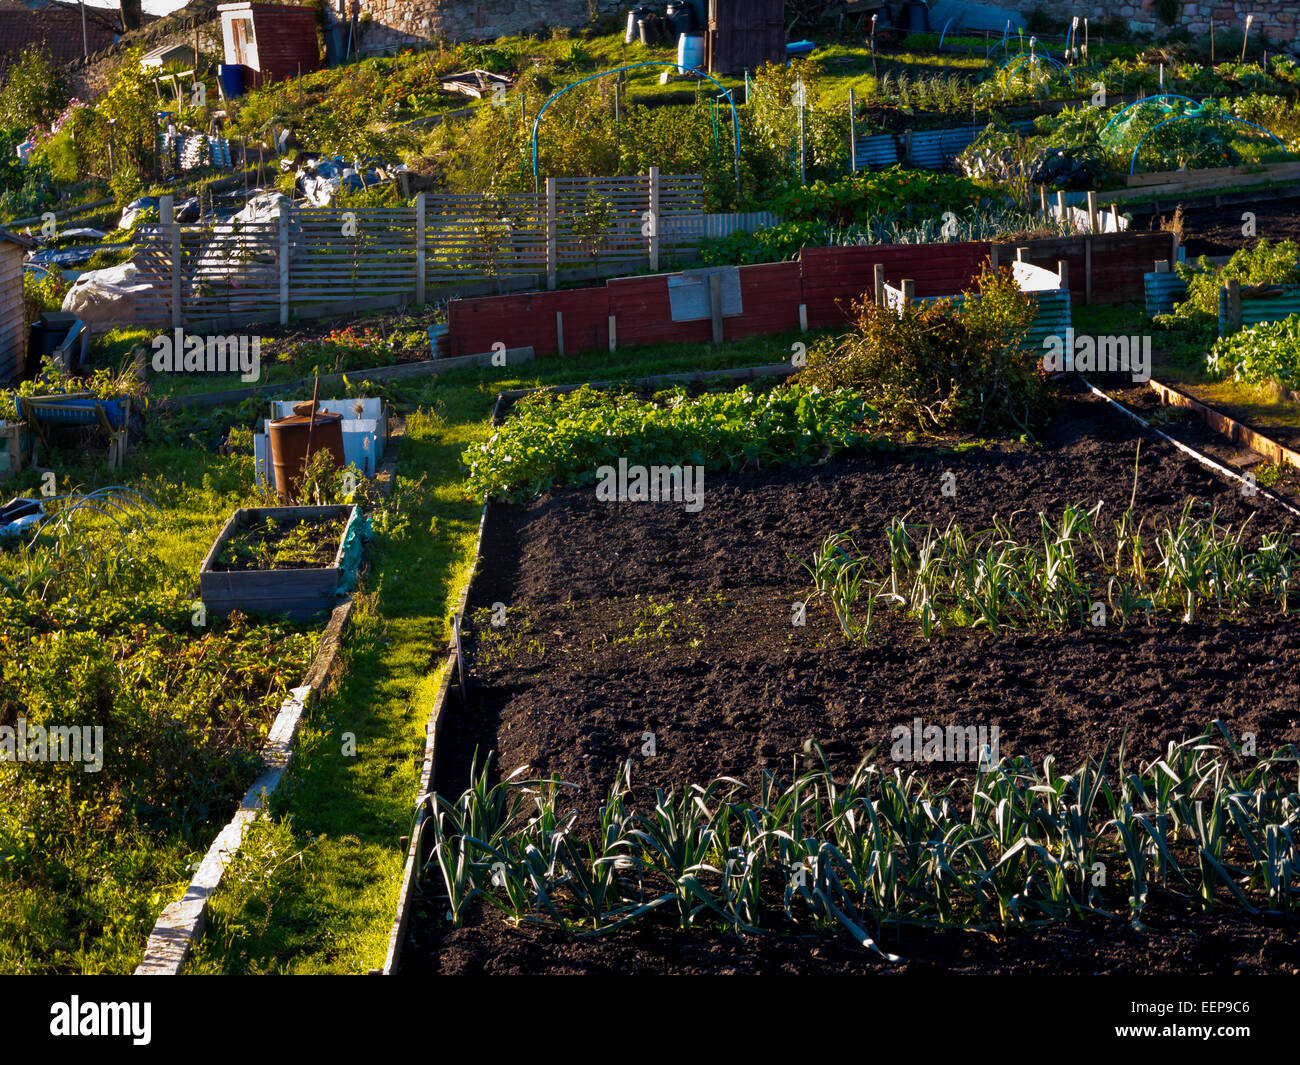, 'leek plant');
807,502,1300,643
415,728,1300,956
